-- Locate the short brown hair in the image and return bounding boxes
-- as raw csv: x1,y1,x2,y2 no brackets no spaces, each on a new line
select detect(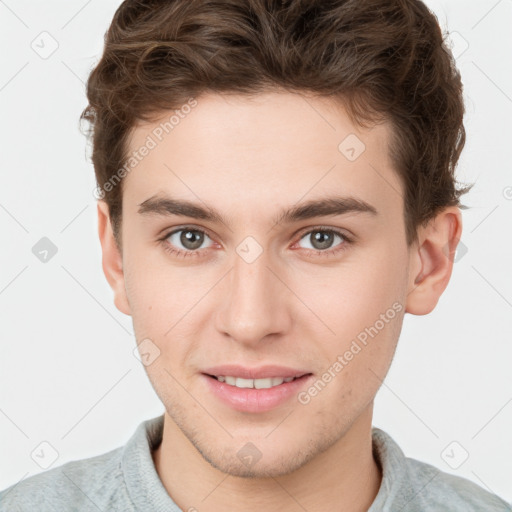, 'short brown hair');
80,0,473,249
